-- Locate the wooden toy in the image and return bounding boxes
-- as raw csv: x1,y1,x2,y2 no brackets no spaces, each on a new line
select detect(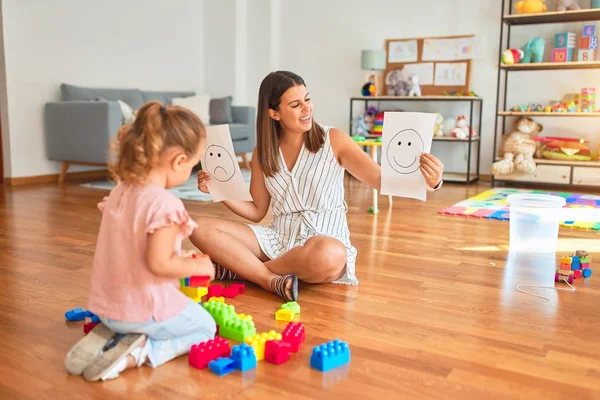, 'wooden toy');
578,49,597,62
579,36,599,50
552,48,574,62
583,25,597,38
555,32,576,49
555,252,592,283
